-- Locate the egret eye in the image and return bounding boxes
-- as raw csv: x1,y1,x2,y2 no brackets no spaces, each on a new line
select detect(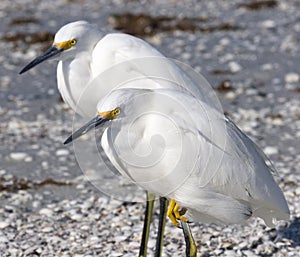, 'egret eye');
114,107,121,116
70,39,77,46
